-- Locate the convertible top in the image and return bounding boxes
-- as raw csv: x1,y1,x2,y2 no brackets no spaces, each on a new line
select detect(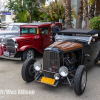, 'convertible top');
57,29,100,35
